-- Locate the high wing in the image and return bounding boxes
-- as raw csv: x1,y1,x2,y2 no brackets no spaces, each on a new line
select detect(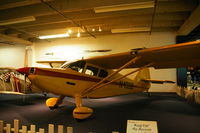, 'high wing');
85,41,200,69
